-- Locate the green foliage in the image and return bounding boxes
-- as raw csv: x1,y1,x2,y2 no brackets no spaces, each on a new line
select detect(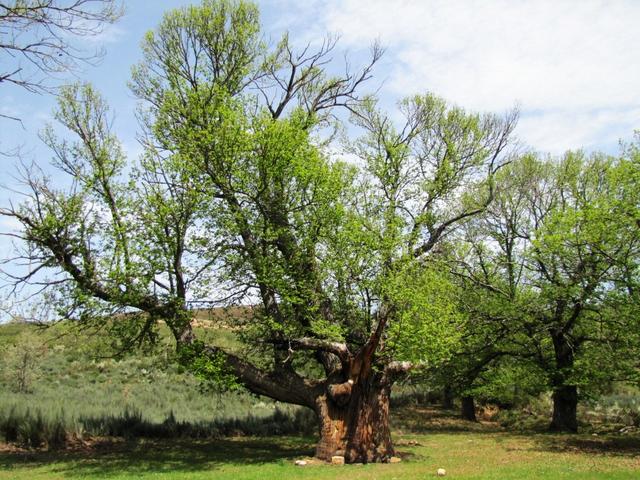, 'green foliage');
469,362,548,407
445,144,640,426
176,341,240,391
0,328,48,393
386,264,464,366
1,0,518,382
